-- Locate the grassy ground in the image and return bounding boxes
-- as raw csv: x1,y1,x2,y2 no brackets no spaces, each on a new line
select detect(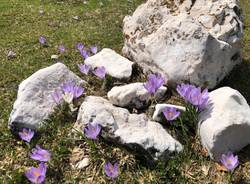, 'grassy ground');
0,0,250,183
